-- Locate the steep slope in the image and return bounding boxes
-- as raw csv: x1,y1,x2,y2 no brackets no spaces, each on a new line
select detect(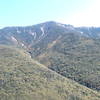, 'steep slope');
0,21,100,91
0,45,100,100
27,22,100,91
0,21,75,49
34,30,100,91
